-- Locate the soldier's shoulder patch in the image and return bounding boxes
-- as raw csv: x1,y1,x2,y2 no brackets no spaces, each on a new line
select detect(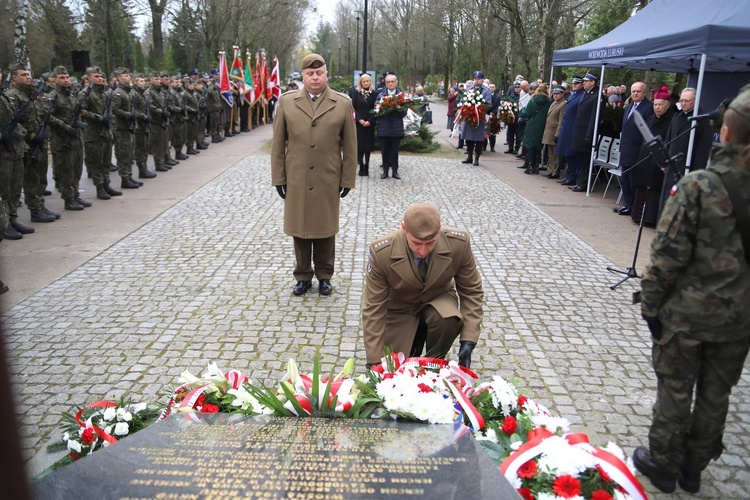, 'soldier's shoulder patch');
334,90,351,101
444,229,468,240
114,91,122,96
669,184,679,196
